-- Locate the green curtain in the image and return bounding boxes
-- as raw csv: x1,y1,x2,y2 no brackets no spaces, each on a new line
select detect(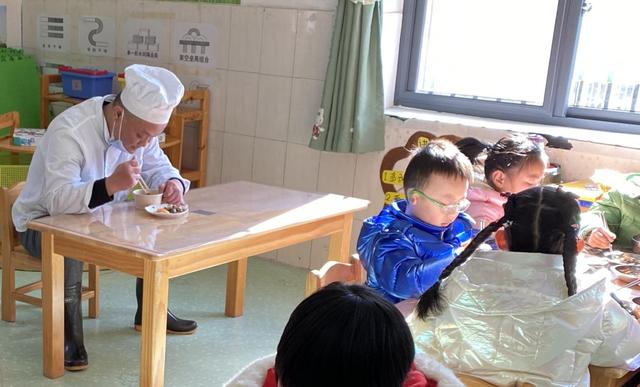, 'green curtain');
309,0,384,154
